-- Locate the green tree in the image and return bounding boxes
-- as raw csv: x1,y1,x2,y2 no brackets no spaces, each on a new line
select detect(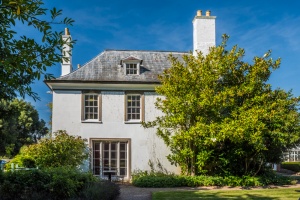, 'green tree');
144,35,300,176
0,0,74,100
21,130,88,168
0,99,48,157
